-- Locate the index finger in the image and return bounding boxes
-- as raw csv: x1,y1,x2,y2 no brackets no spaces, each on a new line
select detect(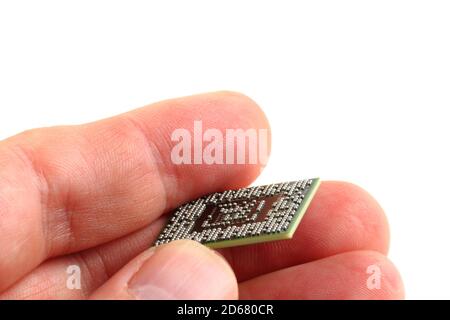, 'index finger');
0,91,270,291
